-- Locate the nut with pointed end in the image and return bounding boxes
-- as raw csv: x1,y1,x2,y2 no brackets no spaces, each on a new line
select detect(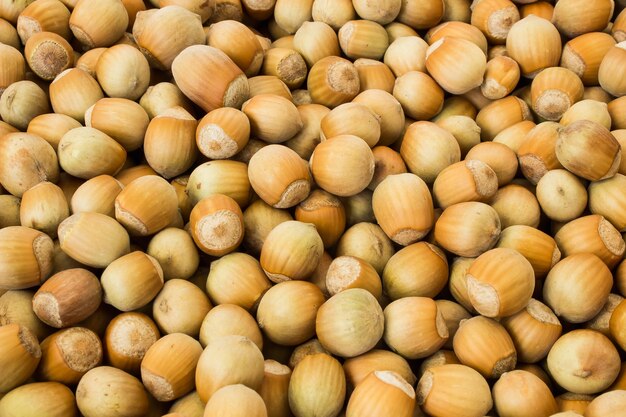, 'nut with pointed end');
489,183,541,229
320,102,381,147
293,21,340,67
0,17,20,48
393,71,444,121
385,35,429,77
146,229,199,282
352,89,405,146
476,96,532,141
338,19,389,60
547,329,621,394
27,112,79,152
143,107,199,179
74,47,105,78
311,134,375,197
465,141,518,186
435,115,481,156
536,169,587,222
492,120,536,153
